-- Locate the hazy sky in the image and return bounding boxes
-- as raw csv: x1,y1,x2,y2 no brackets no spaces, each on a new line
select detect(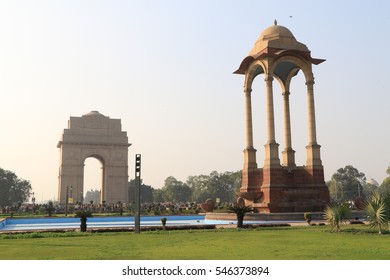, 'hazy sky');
1,0,389,202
